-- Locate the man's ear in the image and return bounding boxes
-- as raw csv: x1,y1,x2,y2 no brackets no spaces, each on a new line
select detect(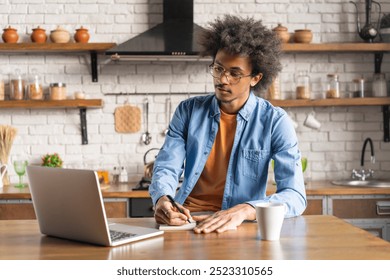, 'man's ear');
250,73,263,87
